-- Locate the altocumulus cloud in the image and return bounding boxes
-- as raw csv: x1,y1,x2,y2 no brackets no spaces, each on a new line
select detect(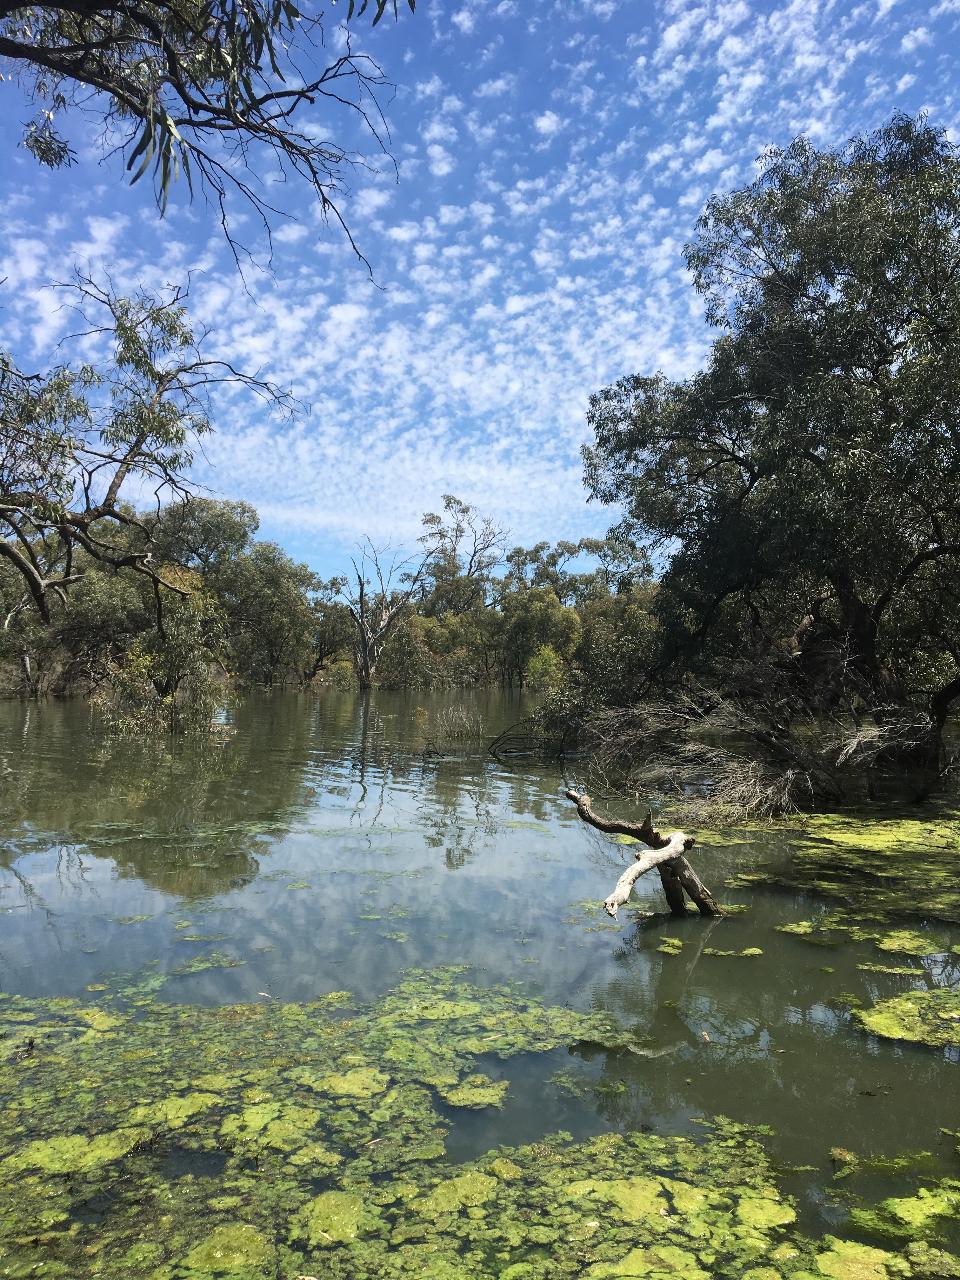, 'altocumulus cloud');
0,0,957,573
